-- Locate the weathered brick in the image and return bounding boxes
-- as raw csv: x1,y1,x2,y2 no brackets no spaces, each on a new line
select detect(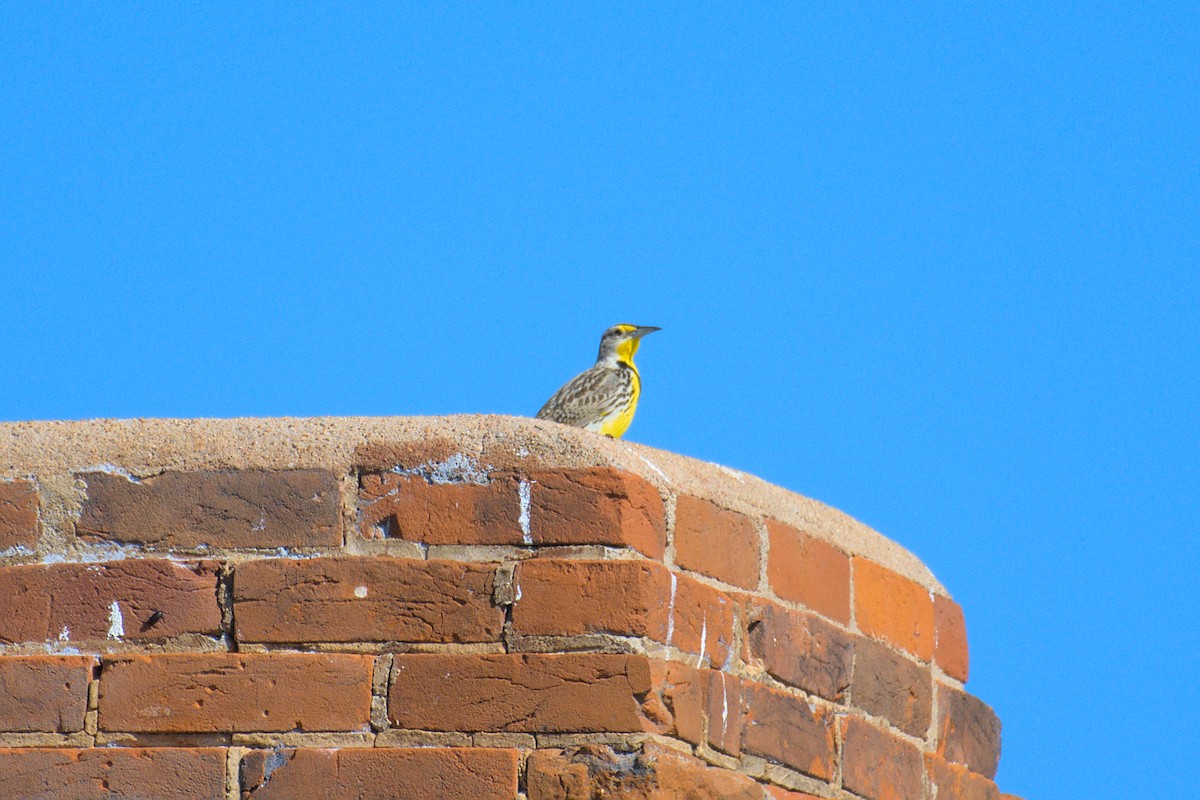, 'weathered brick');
853,557,935,662
359,467,666,556
241,747,519,800
841,716,925,800
527,742,766,800
937,684,1002,779
747,602,853,702
765,520,850,624
77,469,341,549
740,682,834,781
525,468,666,557
512,559,734,665
765,788,825,800
0,479,37,551
358,473,518,544
852,637,932,737
705,670,744,756
99,653,372,733
649,660,705,746
926,754,1001,800
512,559,661,637
0,748,227,800
935,594,970,682
389,653,665,734
674,496,760,589
234,557,502,644
0,560,221,644
0,656,94,732
671,571,737,666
